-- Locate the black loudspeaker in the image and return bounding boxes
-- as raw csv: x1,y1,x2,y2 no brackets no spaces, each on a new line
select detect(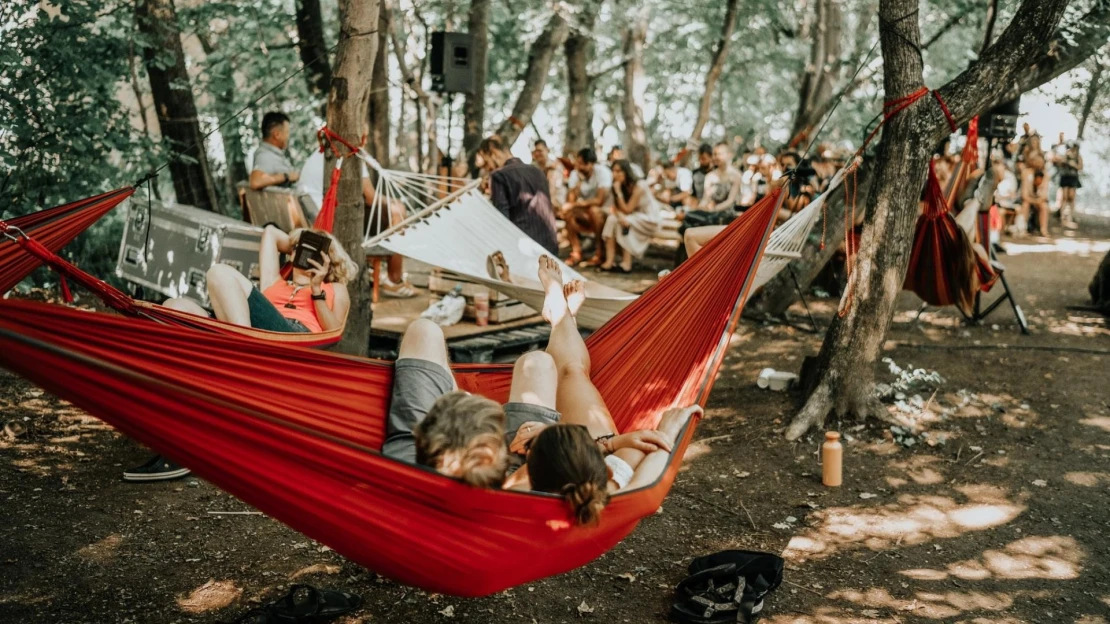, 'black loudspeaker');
981,96,1021,140
430,31,475,95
